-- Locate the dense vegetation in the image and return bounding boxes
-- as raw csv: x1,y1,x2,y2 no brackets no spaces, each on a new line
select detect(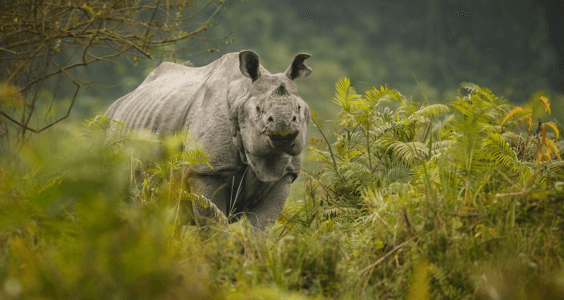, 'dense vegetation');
1,78,563,299
2,1,564,298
